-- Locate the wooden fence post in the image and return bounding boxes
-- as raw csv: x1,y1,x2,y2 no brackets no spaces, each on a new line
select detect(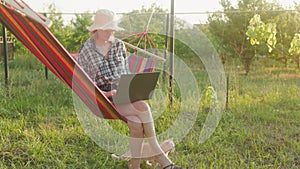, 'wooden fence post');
2,26,9,86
